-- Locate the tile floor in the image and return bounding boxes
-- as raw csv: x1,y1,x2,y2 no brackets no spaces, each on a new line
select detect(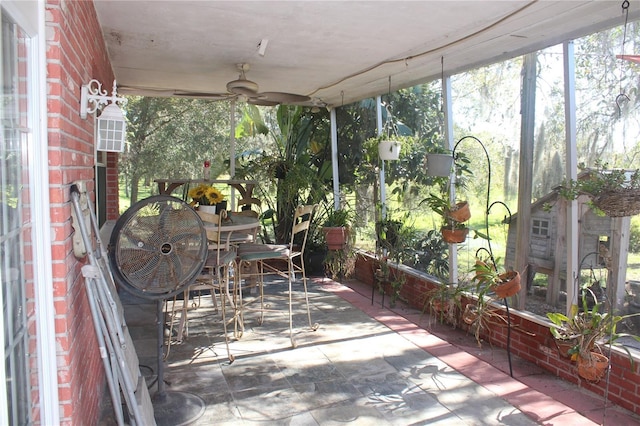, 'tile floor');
104,275,640,425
